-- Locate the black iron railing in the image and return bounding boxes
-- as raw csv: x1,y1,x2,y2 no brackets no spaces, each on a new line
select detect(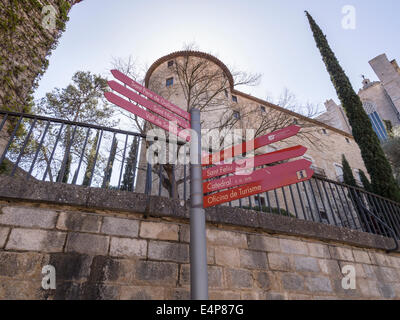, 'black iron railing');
1,111,399,248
